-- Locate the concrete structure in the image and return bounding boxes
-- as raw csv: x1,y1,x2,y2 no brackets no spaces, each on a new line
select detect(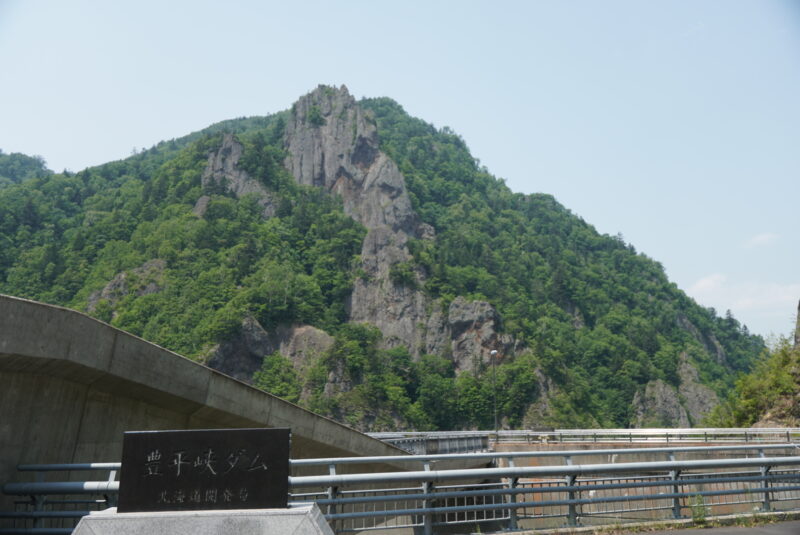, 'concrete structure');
0,294,406,511
72,505,333,535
